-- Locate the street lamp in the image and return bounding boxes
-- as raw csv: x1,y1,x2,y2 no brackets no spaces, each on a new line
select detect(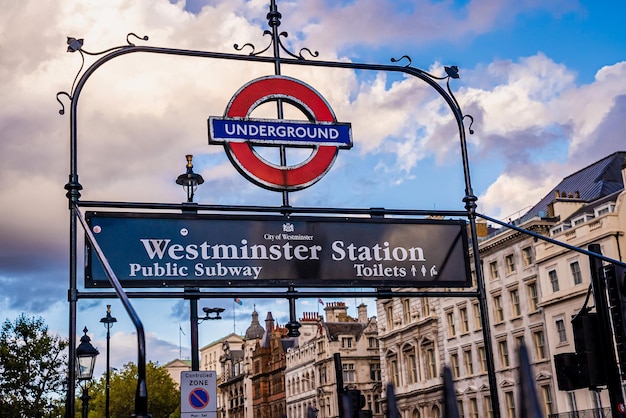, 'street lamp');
76,327,99,418
176,156,205,371
100,305,117,418
190,307,224,371
201,307,225,321
176,154,204,203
